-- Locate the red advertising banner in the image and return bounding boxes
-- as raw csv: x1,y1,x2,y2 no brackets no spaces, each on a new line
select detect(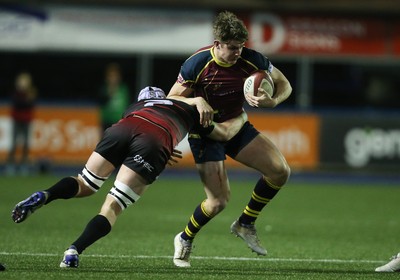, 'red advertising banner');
1,6,399,57
393,22,400,56
247,13,395,56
